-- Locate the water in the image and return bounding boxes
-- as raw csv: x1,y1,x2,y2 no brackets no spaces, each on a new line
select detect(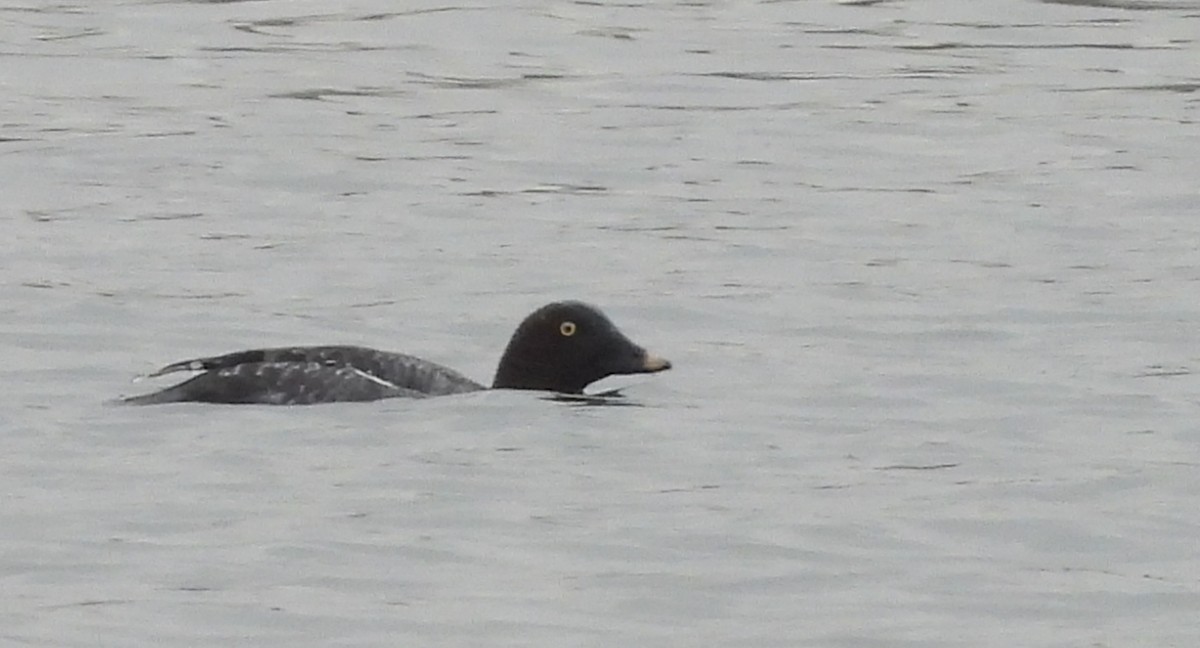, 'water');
3,0,1199,645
